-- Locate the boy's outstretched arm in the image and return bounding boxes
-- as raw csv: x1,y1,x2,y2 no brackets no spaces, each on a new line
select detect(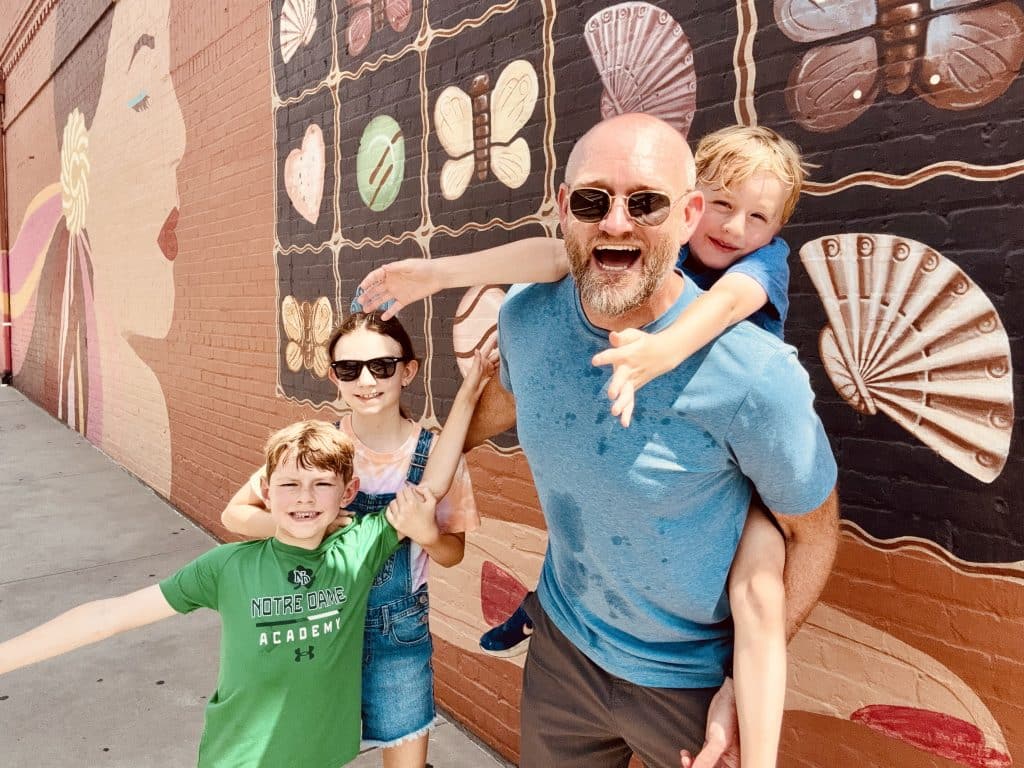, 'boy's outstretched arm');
0,585,176,676
594,272,768,427
357,237,568,320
